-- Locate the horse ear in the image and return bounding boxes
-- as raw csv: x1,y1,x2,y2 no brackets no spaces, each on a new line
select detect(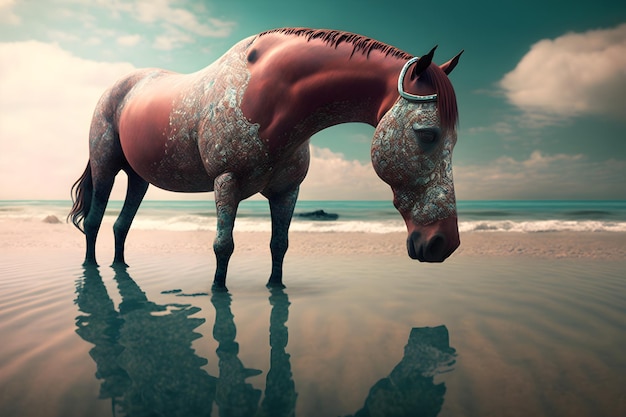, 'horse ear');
410,45,438,80
440,50,464,75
